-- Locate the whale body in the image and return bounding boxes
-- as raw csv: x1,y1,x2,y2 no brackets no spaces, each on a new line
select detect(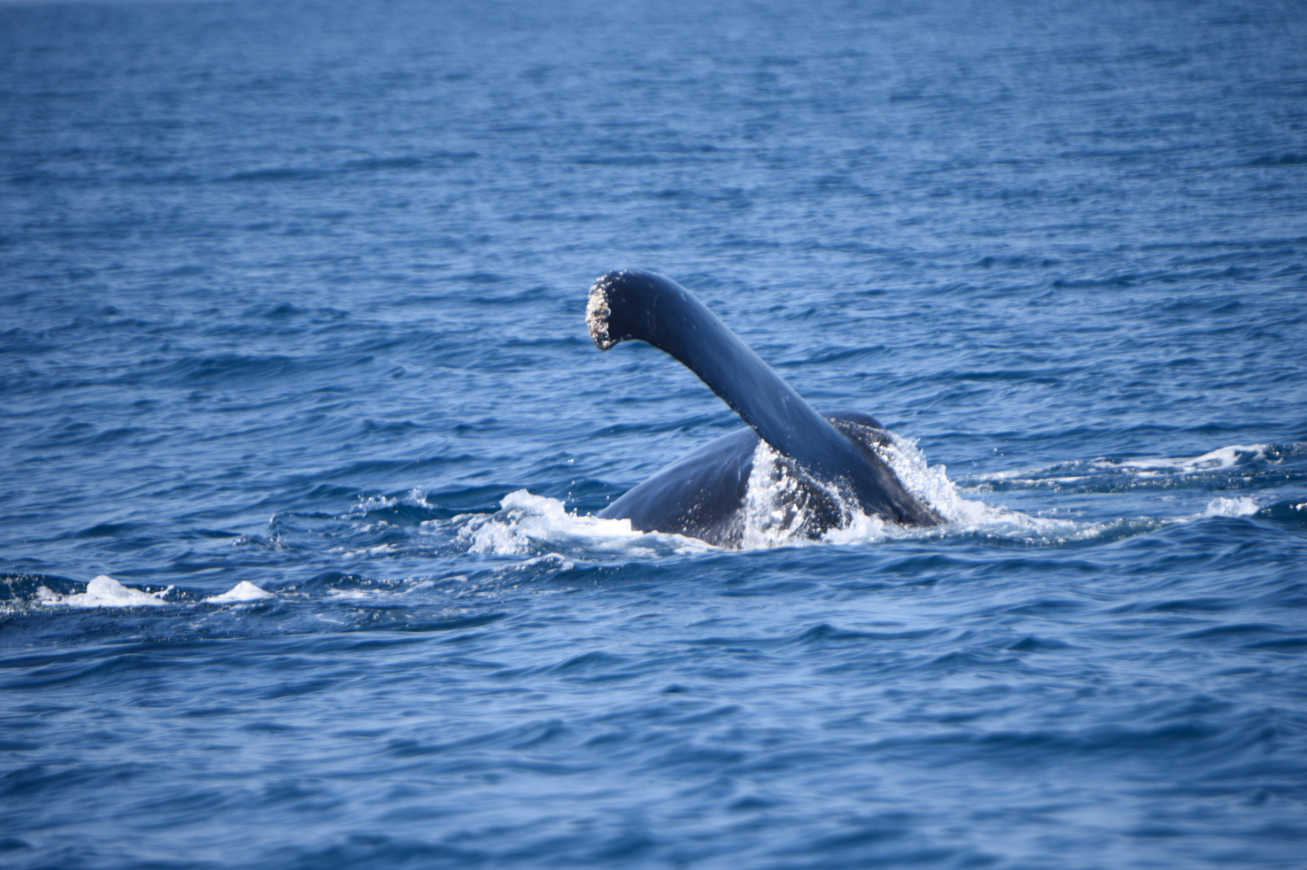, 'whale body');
587,270,940,547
